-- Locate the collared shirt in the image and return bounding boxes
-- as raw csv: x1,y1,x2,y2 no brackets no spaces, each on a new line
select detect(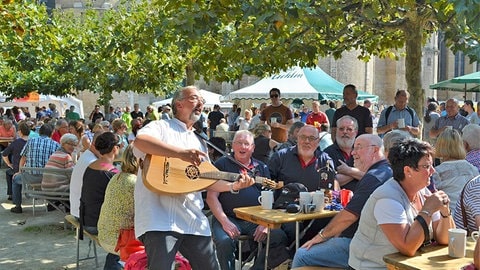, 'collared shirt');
377,106,420,129
466,149,480,172
268,146,334,191
133,118,210,238
433,113,470,133
21,135,60,168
